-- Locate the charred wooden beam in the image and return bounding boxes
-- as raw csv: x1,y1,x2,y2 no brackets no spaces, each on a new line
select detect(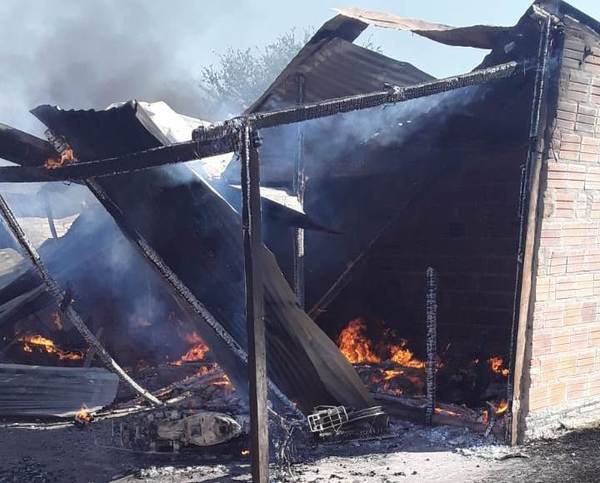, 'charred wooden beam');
248,61,521,130
0,61,520,184
84,179,300,417
0,135,235,182
508,11,556,446
0,192,162,406
240,124,269,483
0,123,58,166
293,74,306,308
